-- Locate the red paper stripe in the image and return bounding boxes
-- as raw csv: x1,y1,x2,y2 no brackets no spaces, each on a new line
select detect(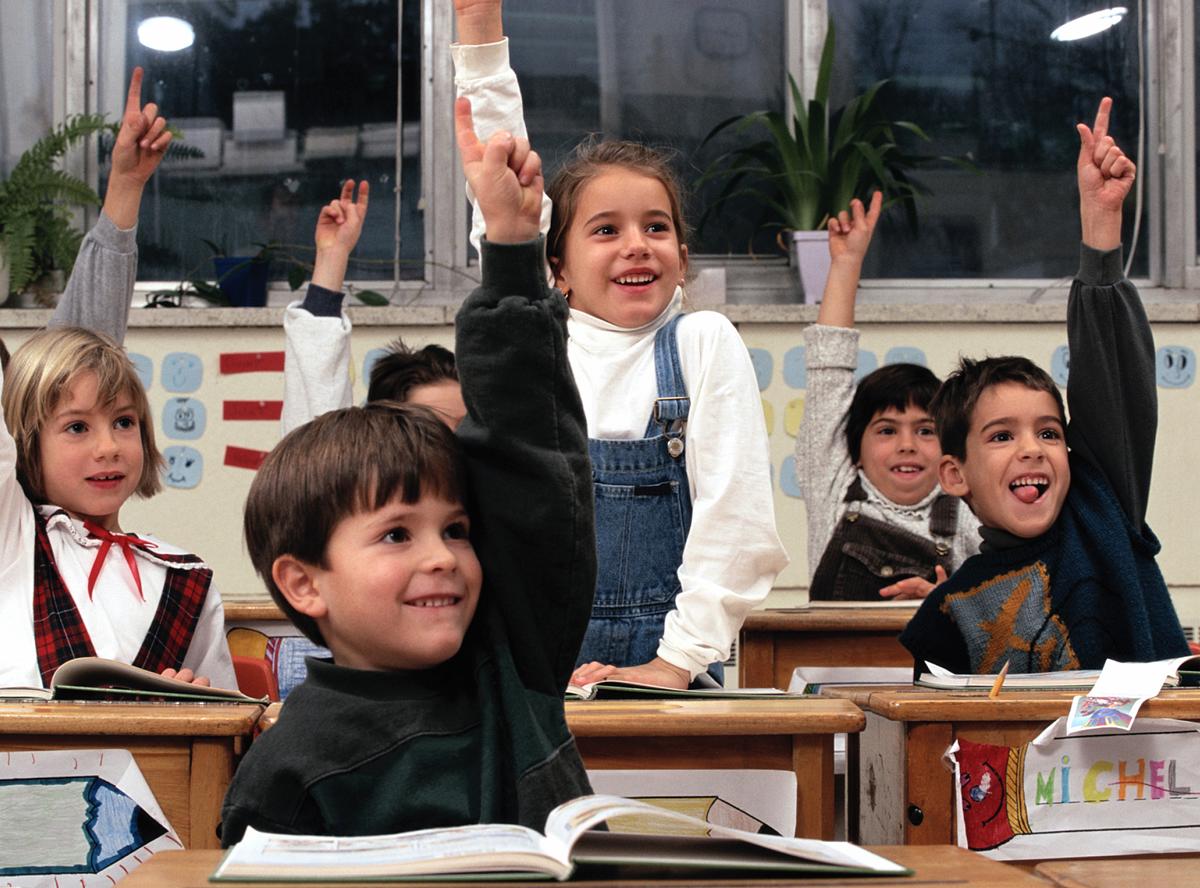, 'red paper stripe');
220,352,285,374
224,446,269,471
223,400,283,421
